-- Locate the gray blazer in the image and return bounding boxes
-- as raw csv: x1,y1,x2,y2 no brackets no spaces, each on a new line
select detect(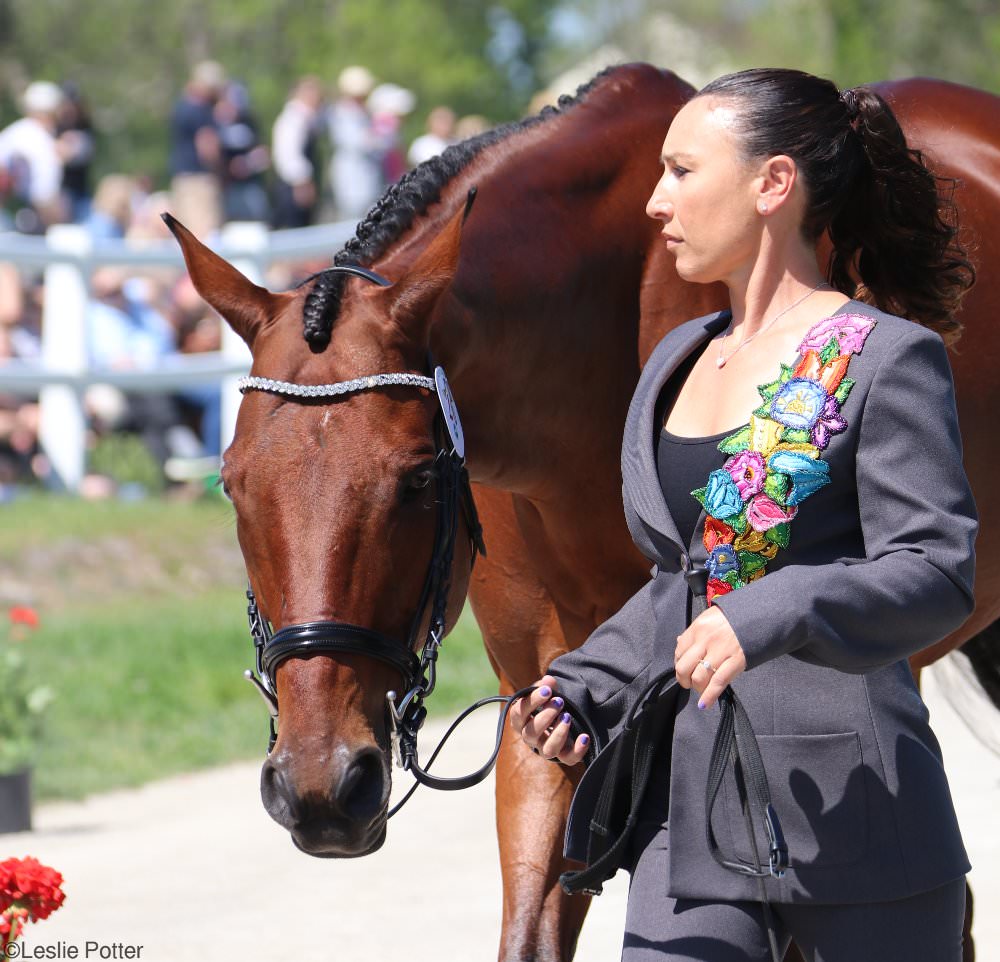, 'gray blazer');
549,299,979,904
